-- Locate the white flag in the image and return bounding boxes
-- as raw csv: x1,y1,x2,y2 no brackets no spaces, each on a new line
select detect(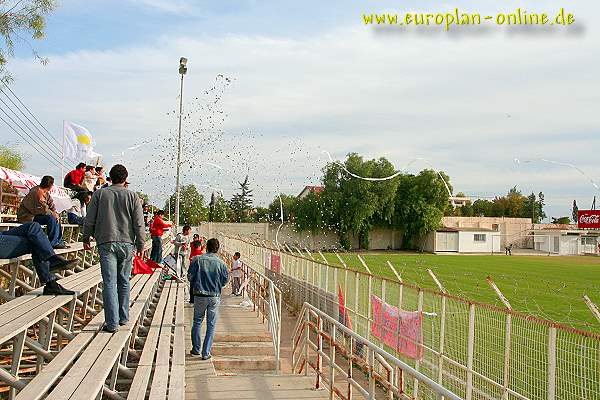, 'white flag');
63,121,102,162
